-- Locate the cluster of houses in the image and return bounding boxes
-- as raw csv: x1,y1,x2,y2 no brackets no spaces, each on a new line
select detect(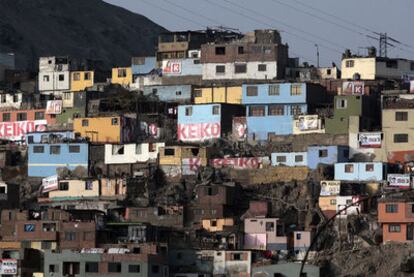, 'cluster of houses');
1,28,414,276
